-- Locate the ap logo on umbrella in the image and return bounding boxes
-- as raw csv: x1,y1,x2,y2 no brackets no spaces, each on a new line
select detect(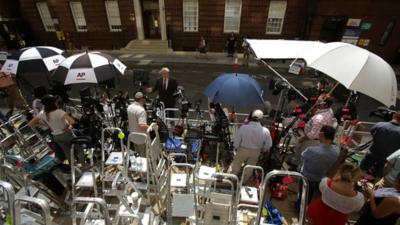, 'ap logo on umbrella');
76,72,86,80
